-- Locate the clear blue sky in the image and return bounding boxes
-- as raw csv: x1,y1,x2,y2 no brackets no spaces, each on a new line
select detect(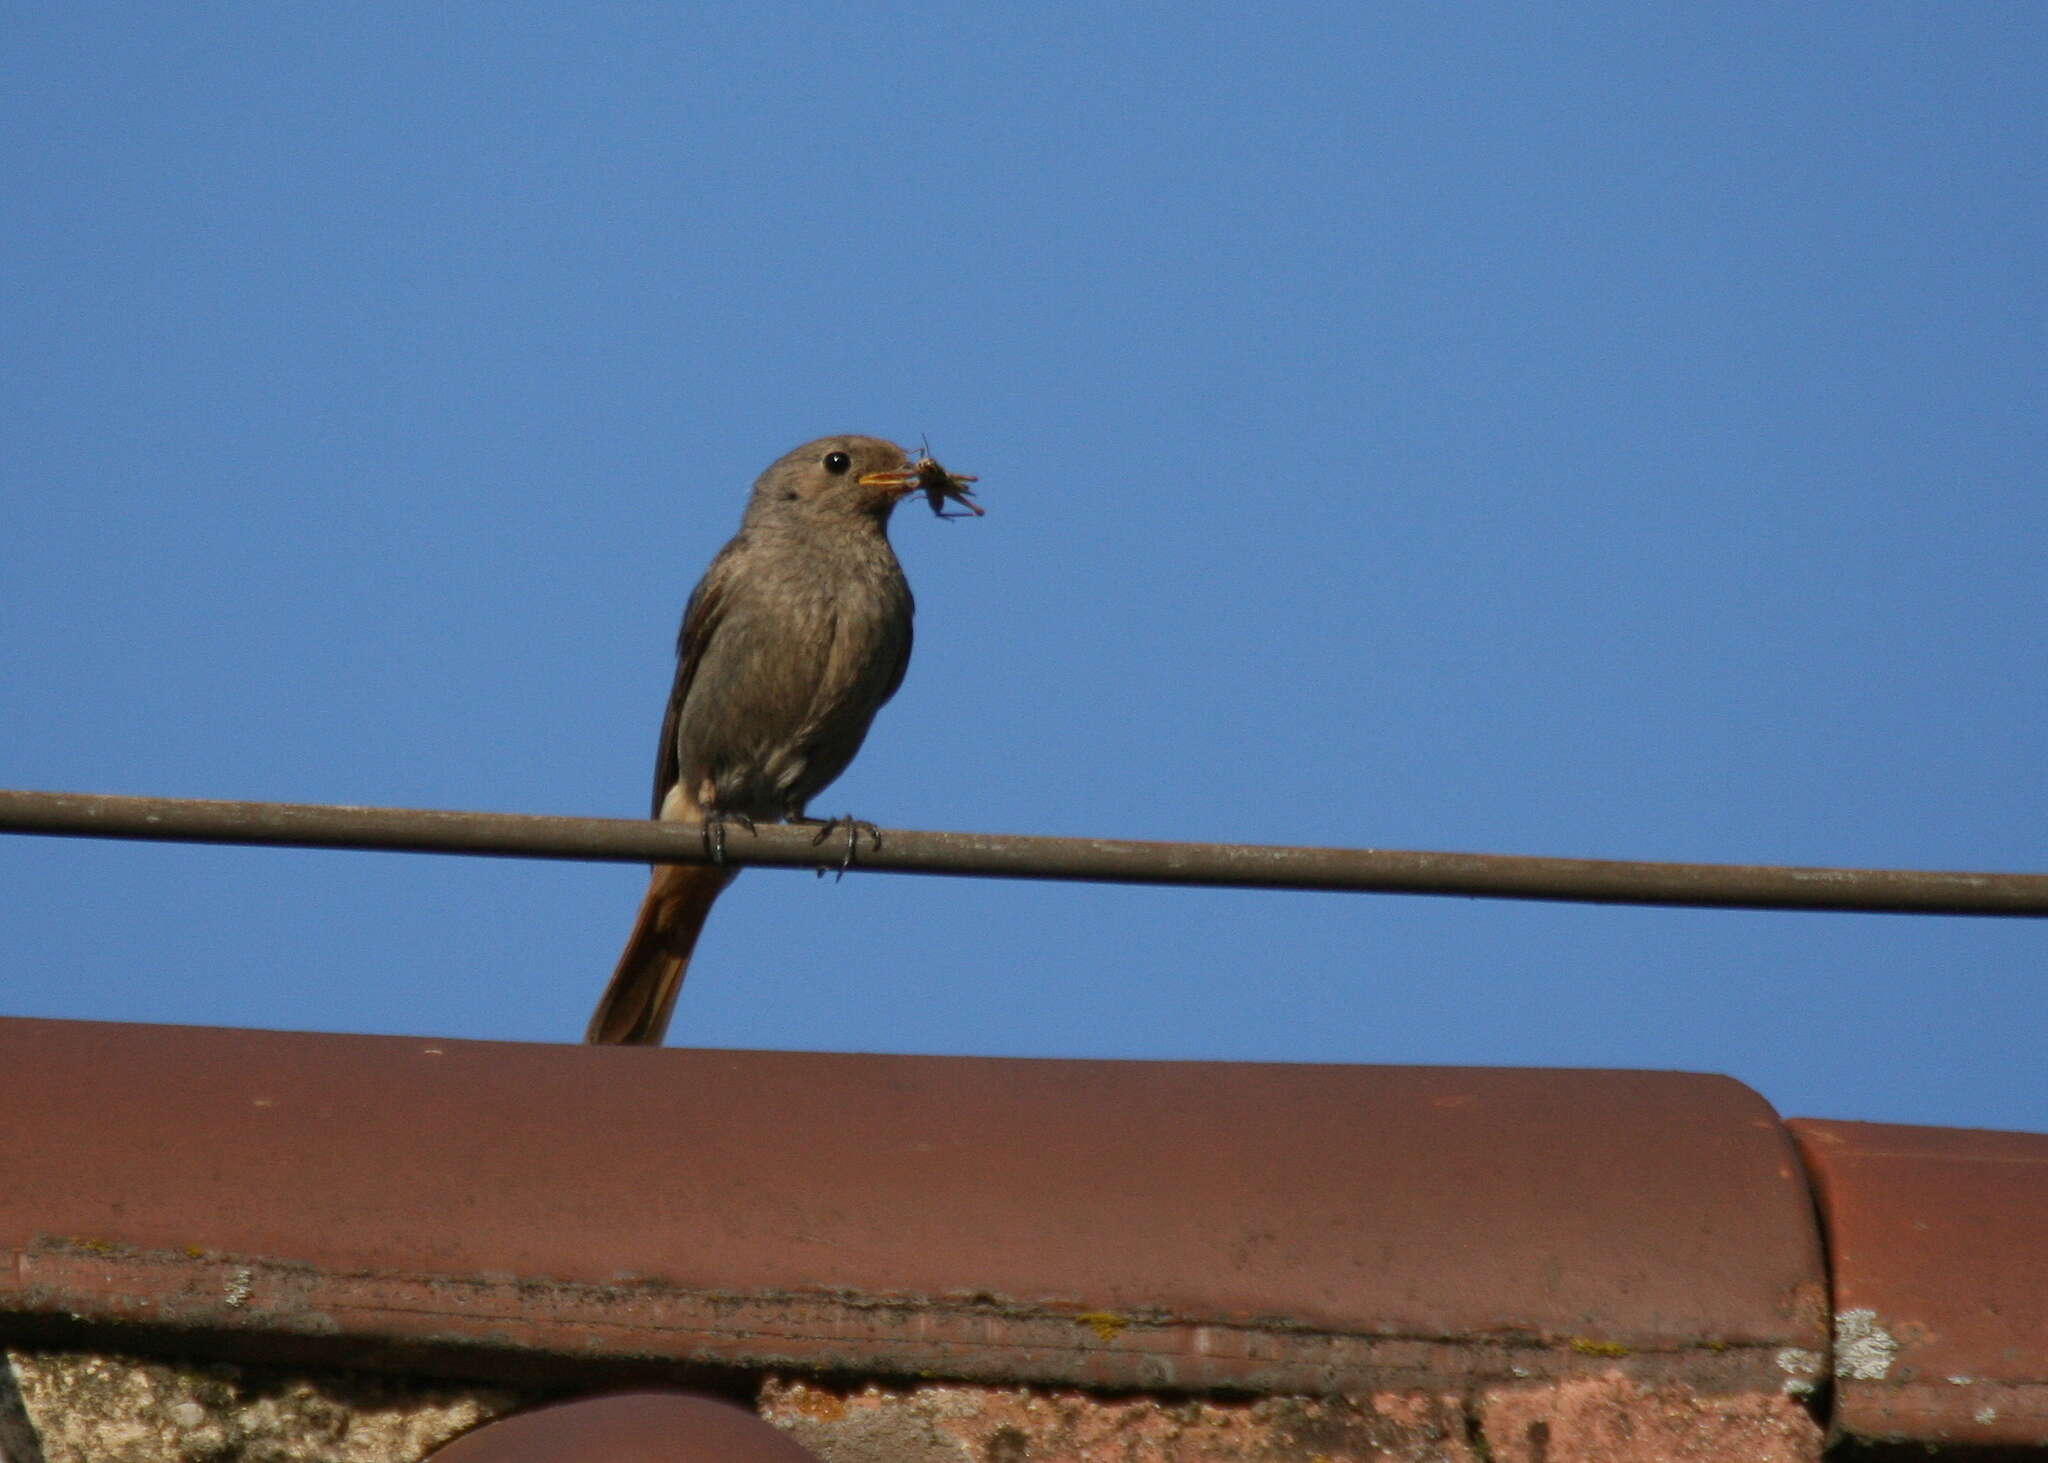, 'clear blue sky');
5,7,2042,1132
